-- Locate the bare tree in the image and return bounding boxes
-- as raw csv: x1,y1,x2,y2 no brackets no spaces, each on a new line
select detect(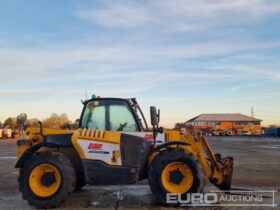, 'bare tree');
43,113,71,129
59,113,69,126
70,119,80,130
25,118,40,128
4,117,17,129
174,122,184,130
